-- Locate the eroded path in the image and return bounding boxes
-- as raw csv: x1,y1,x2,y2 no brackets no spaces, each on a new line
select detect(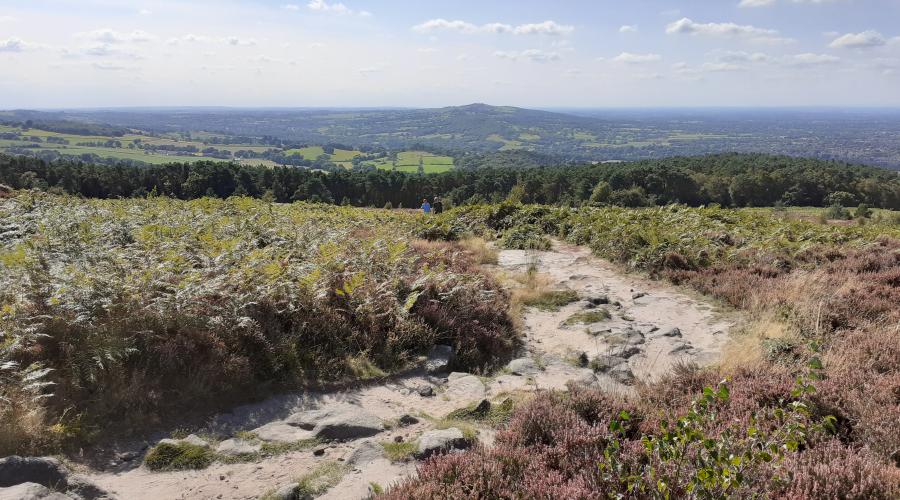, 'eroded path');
83,241,735,500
